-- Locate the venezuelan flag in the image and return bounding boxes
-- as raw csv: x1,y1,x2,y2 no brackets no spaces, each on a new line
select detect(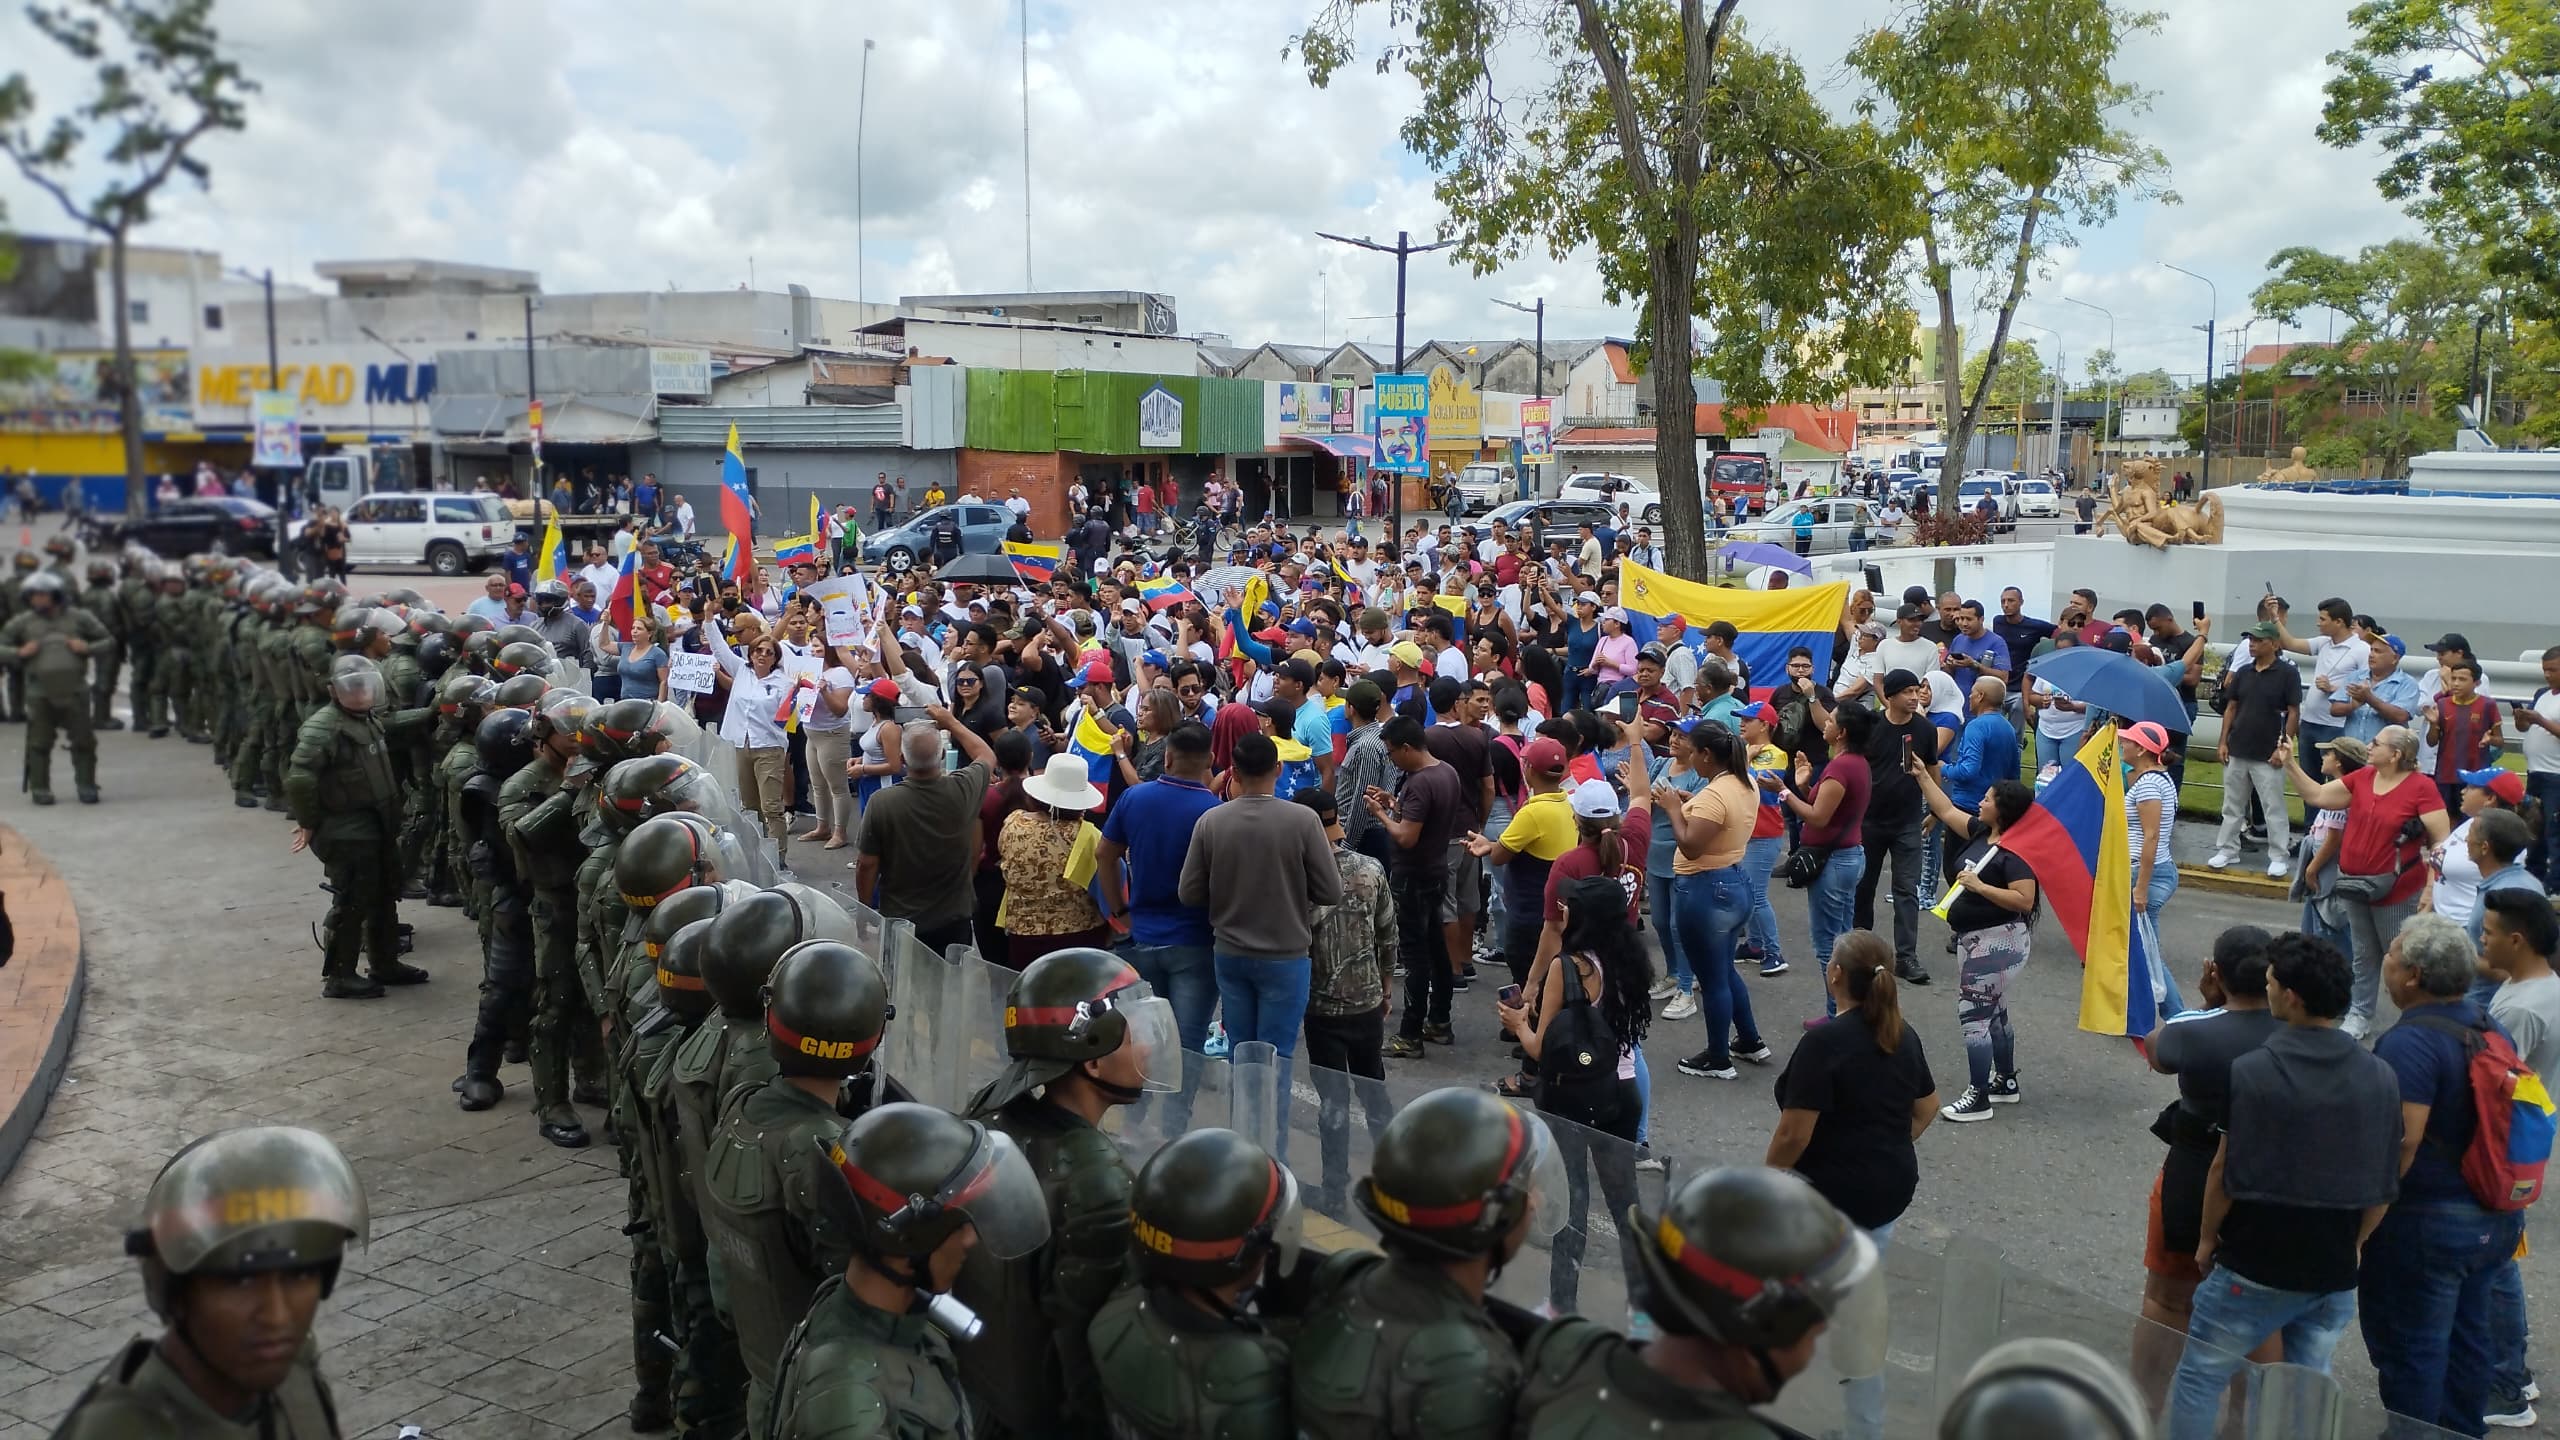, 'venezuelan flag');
1003,540,1061,583
533,503,567,583
2000,723,2165,1040
1616,561,1850,702
1067,707,1118,787
1136,576,1192,612
718,423,755,586
607,551,644,639
773,533,818,566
